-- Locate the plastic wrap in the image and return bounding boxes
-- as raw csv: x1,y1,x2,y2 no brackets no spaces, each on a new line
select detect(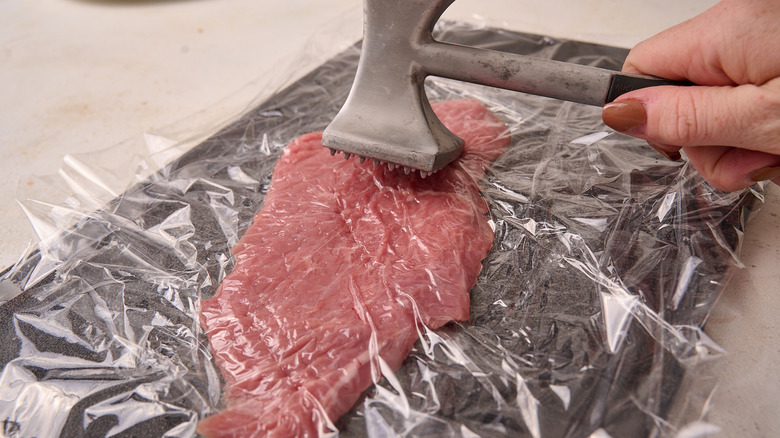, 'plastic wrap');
0,22,763,437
